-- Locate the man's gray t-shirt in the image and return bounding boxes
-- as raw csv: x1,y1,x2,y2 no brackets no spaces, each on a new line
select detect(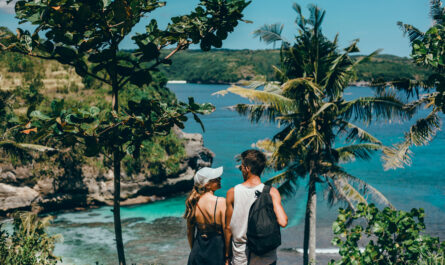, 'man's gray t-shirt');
230,183,277,265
